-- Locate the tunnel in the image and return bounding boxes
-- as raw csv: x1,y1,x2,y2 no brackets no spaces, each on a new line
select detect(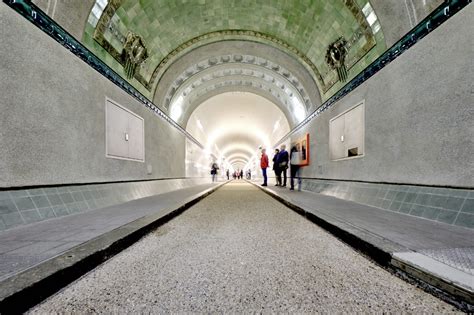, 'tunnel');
0,0,473,312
